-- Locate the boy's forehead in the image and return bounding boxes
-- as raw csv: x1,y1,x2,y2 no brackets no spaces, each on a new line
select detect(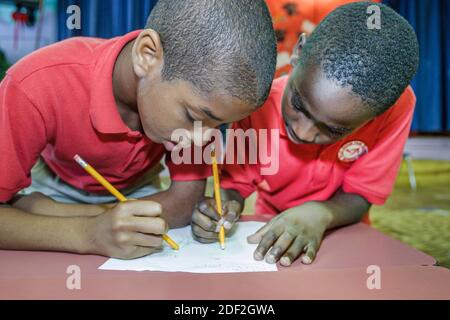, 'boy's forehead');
290,64,371,127
203,93,255,122
176,82,255,121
